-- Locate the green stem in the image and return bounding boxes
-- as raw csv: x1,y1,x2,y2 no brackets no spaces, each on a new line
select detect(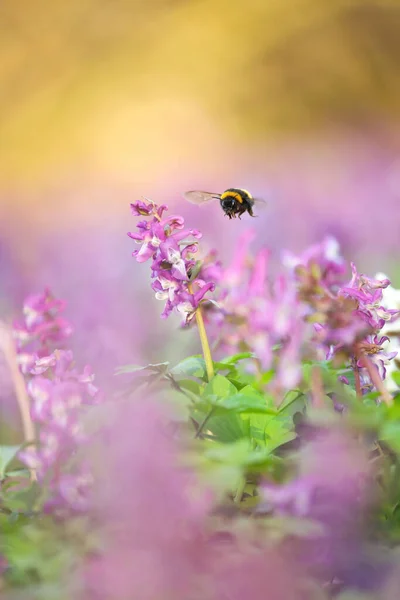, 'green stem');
354,366,362,399
195,306,214,381
234,476,246,504
188,284,214,381
195,407,215,439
